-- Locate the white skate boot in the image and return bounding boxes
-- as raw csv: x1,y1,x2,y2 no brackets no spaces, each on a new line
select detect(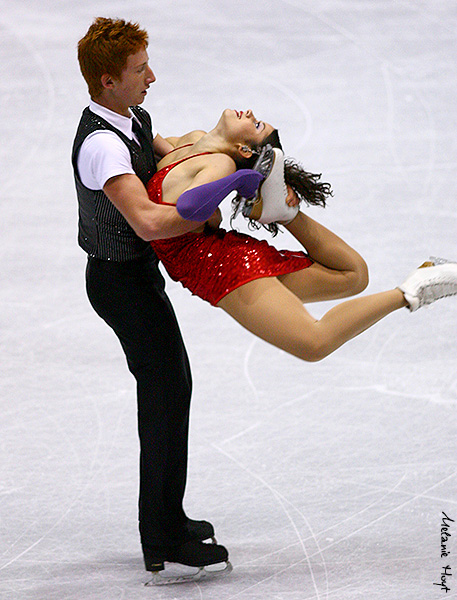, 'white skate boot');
241,145,299,224
399,257,457,311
